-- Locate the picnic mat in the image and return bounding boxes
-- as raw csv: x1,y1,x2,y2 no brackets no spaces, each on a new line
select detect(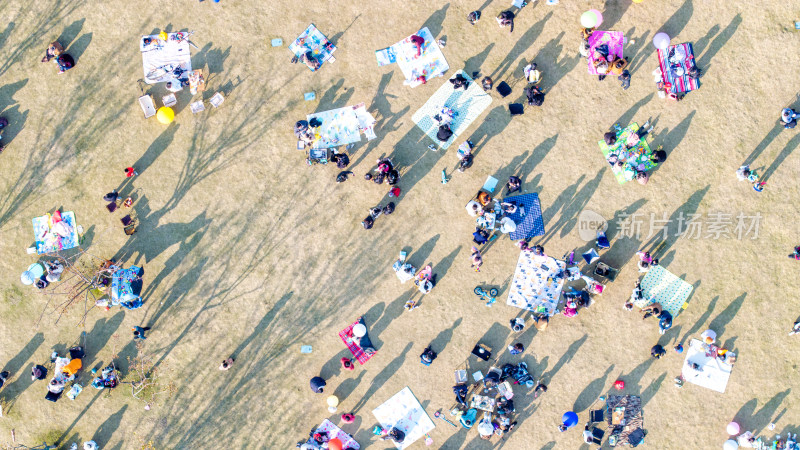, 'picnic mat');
606,395,644,446
597,122,656,184
587,31,624,75
657,42,700,94
289,24,336,72
32,211,80,255
375,27,449,87
503,193,545,240
338,317,377,365
635,265,693,317
412,70,492,150
111,266,142,305
306,103,376,149
372,387,435,450
507,253,565,316
141,33,192,84
682,338,735,393
309,419,360,449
